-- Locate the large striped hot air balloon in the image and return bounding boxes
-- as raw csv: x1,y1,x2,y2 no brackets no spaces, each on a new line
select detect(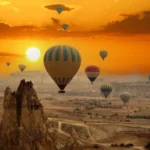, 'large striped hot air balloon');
100,84,112,98
44,45,81,93
85,65,100,84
